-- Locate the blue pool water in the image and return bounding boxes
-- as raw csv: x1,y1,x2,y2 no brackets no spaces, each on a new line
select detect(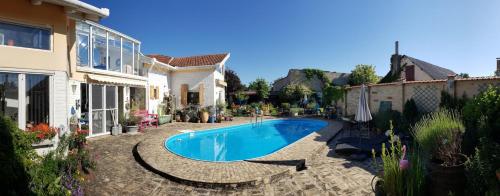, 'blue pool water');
164,119,328,162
